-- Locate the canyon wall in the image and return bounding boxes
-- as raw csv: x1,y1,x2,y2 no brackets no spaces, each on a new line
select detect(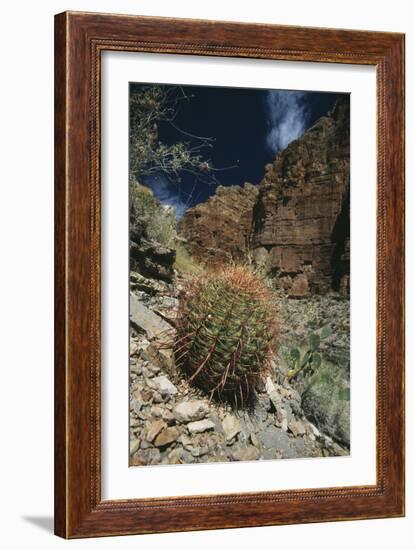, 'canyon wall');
179,97,350,295
252,96,350,295
179,182,259,265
